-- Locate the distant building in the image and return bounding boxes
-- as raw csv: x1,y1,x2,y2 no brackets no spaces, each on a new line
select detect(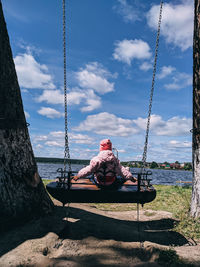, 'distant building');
180,163,185,169
159,163,166,168
165,164,171,169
